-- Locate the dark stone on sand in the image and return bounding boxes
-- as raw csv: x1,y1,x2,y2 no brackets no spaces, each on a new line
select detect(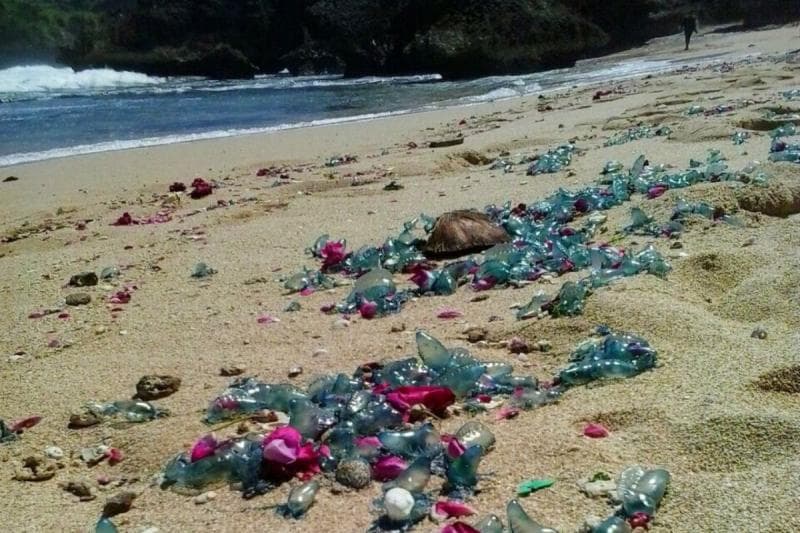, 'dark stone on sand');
3,176,19,182
69,272,98,287
135,375,181,400
429,138,464,149
65,293,91,306
102,491,137,518
68,412,101,429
